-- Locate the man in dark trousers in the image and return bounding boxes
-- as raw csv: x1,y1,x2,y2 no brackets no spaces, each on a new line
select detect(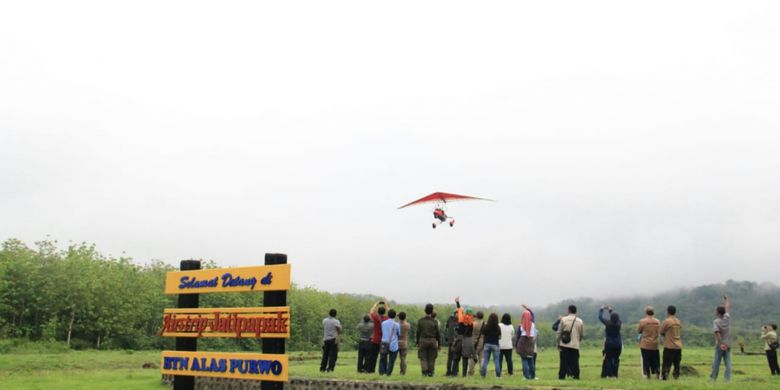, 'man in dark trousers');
416,303,441,376
356,315,374,373
660,305,683,380
557,305,584,380
637,306,661,379
320,308,341,372
368,300,389,373
445,311,461,376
